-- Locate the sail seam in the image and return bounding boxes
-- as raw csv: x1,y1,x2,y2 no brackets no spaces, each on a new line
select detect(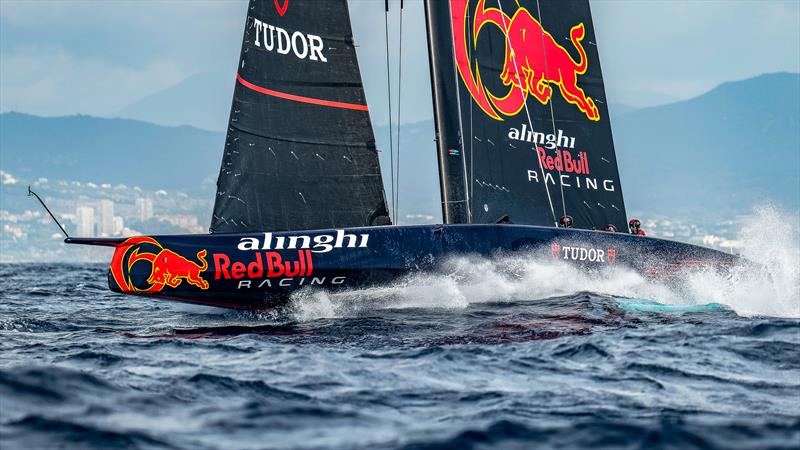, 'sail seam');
229,123,375,148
